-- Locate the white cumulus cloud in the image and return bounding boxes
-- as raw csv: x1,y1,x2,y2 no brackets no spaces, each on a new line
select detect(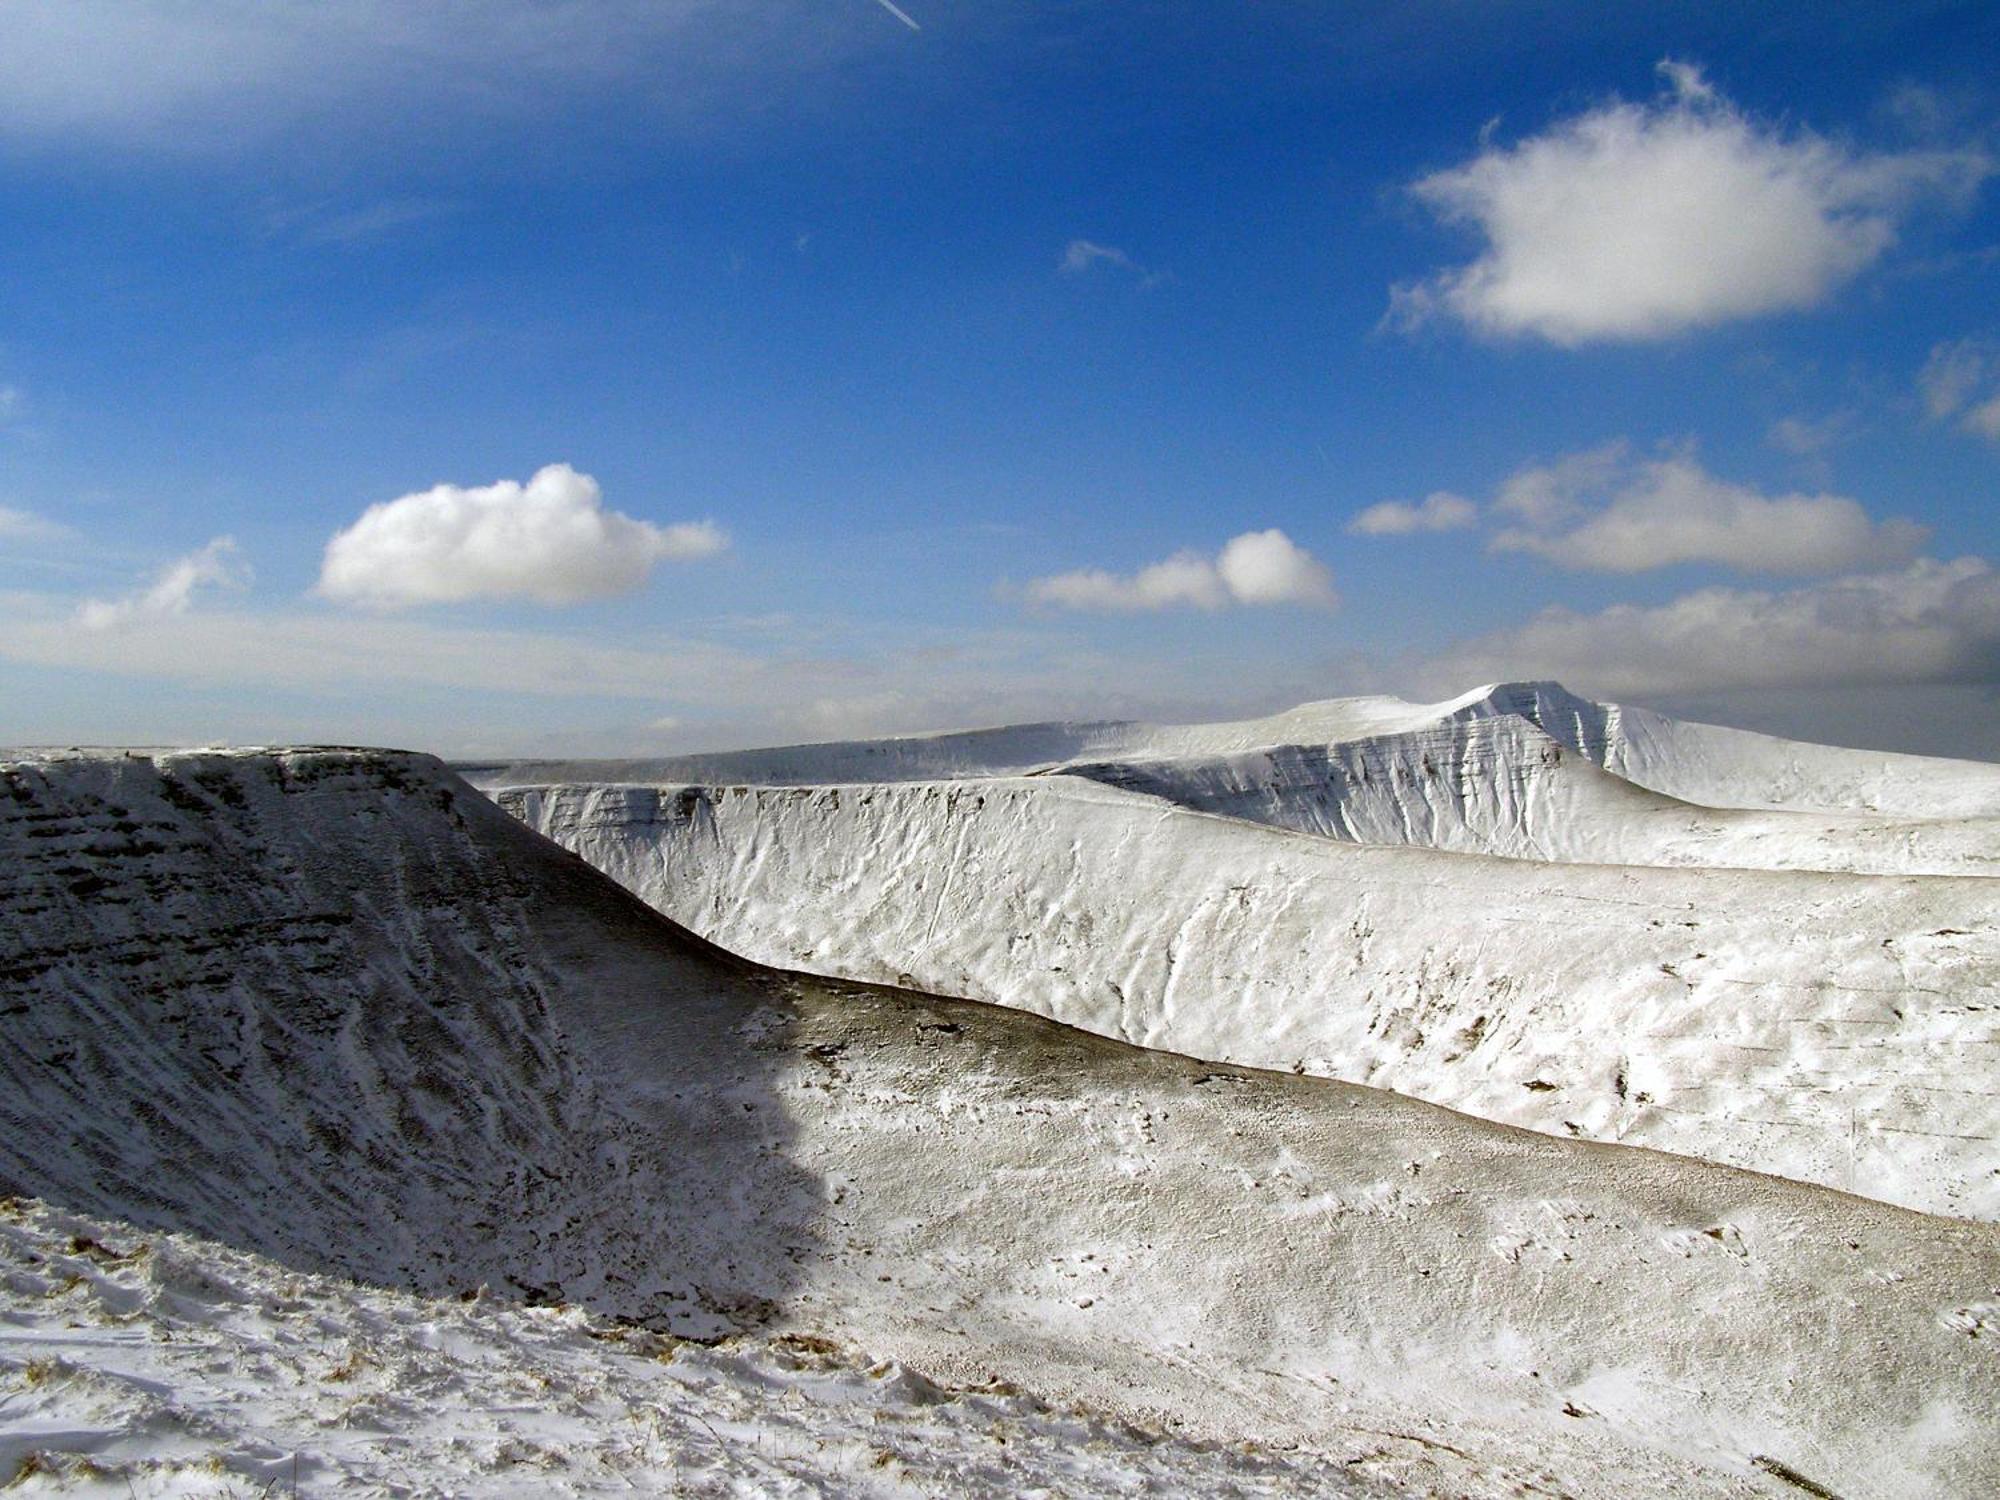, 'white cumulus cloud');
78,537,248,630
1023,552,1227,612
317,463,726,609
1414,557,2000,700
1216,529,1338,605
1393,61,1991,345
1487,444,1926,575
1921,339,2000,440
1021,529,1335,612
1349,492,1478,536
